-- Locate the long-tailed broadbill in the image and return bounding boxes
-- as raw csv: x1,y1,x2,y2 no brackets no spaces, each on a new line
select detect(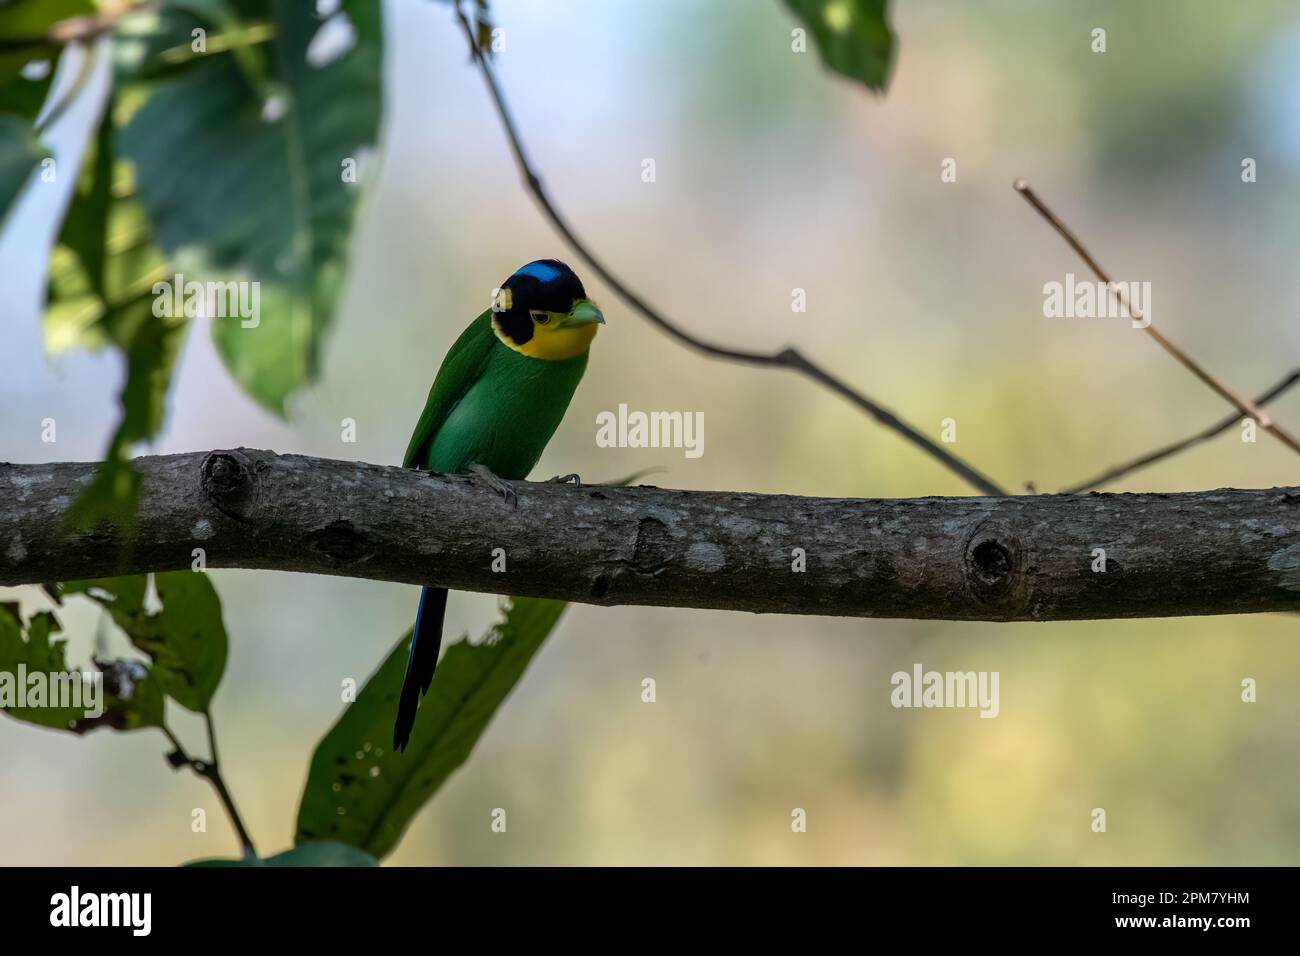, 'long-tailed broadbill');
393,259,604,751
